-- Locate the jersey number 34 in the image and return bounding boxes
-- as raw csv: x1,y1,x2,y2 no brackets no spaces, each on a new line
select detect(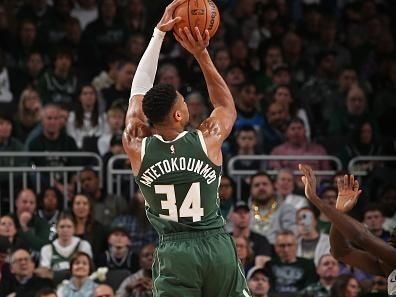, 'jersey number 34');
155,182,204,222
